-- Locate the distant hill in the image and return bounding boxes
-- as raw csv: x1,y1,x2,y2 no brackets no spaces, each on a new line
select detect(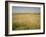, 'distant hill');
12,12,40,15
